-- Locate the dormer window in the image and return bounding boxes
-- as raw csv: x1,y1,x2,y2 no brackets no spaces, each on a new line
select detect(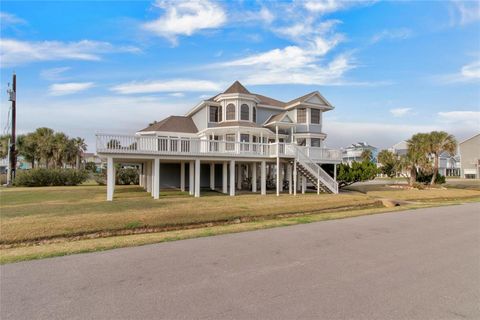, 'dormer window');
297,108,307,123
209,106,221,122
226,103,235,120
240,104,249,121
311,109,320,124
